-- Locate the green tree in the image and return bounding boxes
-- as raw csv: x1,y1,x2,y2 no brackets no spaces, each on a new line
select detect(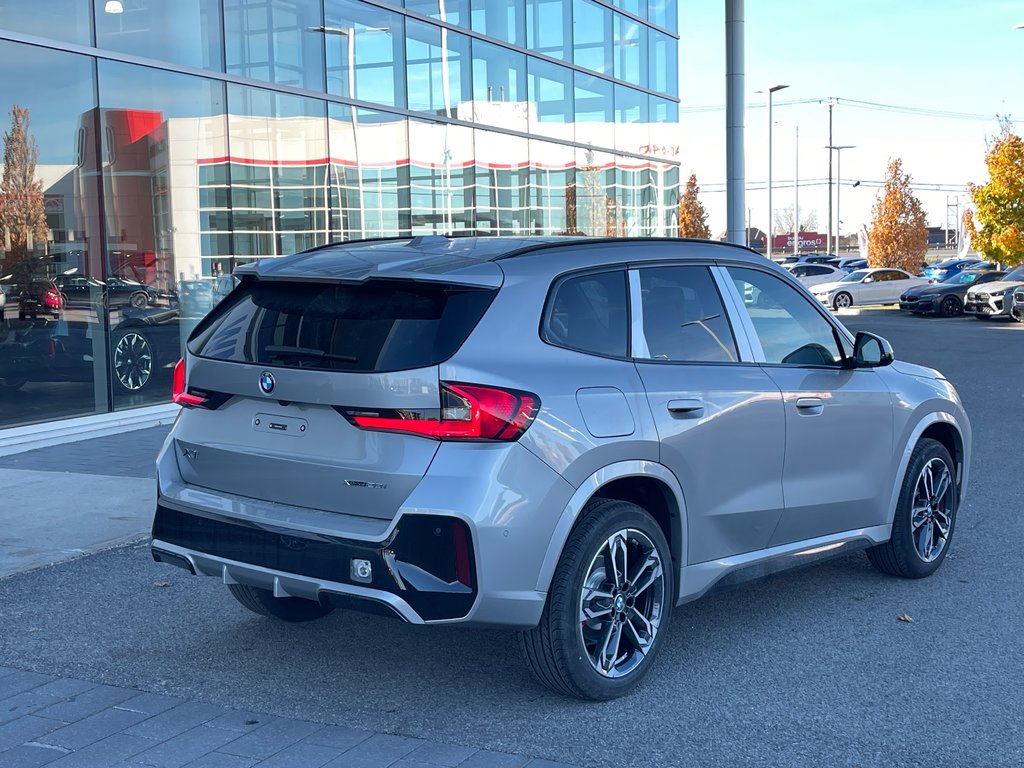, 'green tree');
867,158,928,273
967,120,1024,266
678,173,711,239
0,105,48,276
